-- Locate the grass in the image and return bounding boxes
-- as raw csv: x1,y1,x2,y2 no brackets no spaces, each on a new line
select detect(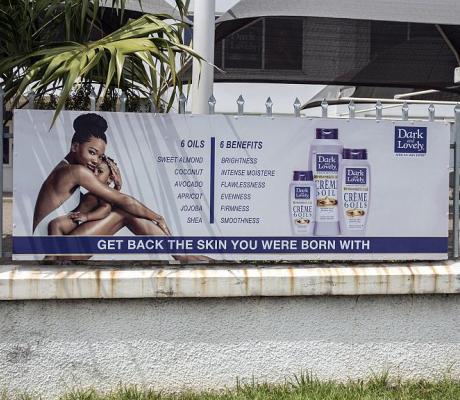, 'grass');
3,373,460,400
